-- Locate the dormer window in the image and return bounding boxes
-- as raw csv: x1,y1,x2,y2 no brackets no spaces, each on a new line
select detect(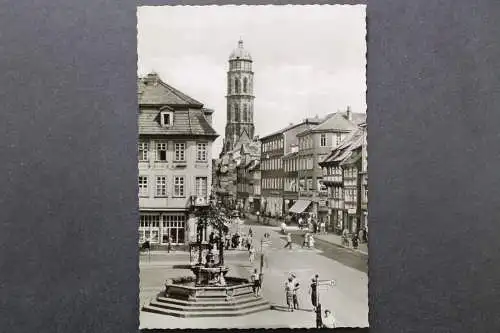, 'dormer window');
160,111,173,127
